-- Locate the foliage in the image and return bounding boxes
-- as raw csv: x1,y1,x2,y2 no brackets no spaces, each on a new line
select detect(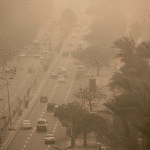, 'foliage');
105,36,150,149
61,8,77,30
129,21,142,44
71,45,111,75
54,102,108,139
